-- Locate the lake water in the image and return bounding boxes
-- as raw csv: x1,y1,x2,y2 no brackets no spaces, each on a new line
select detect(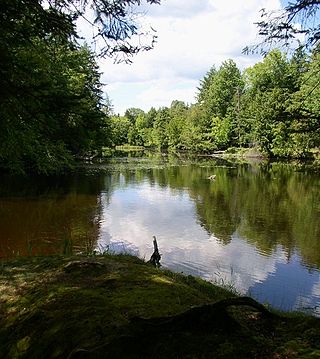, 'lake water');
1,153,319,315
